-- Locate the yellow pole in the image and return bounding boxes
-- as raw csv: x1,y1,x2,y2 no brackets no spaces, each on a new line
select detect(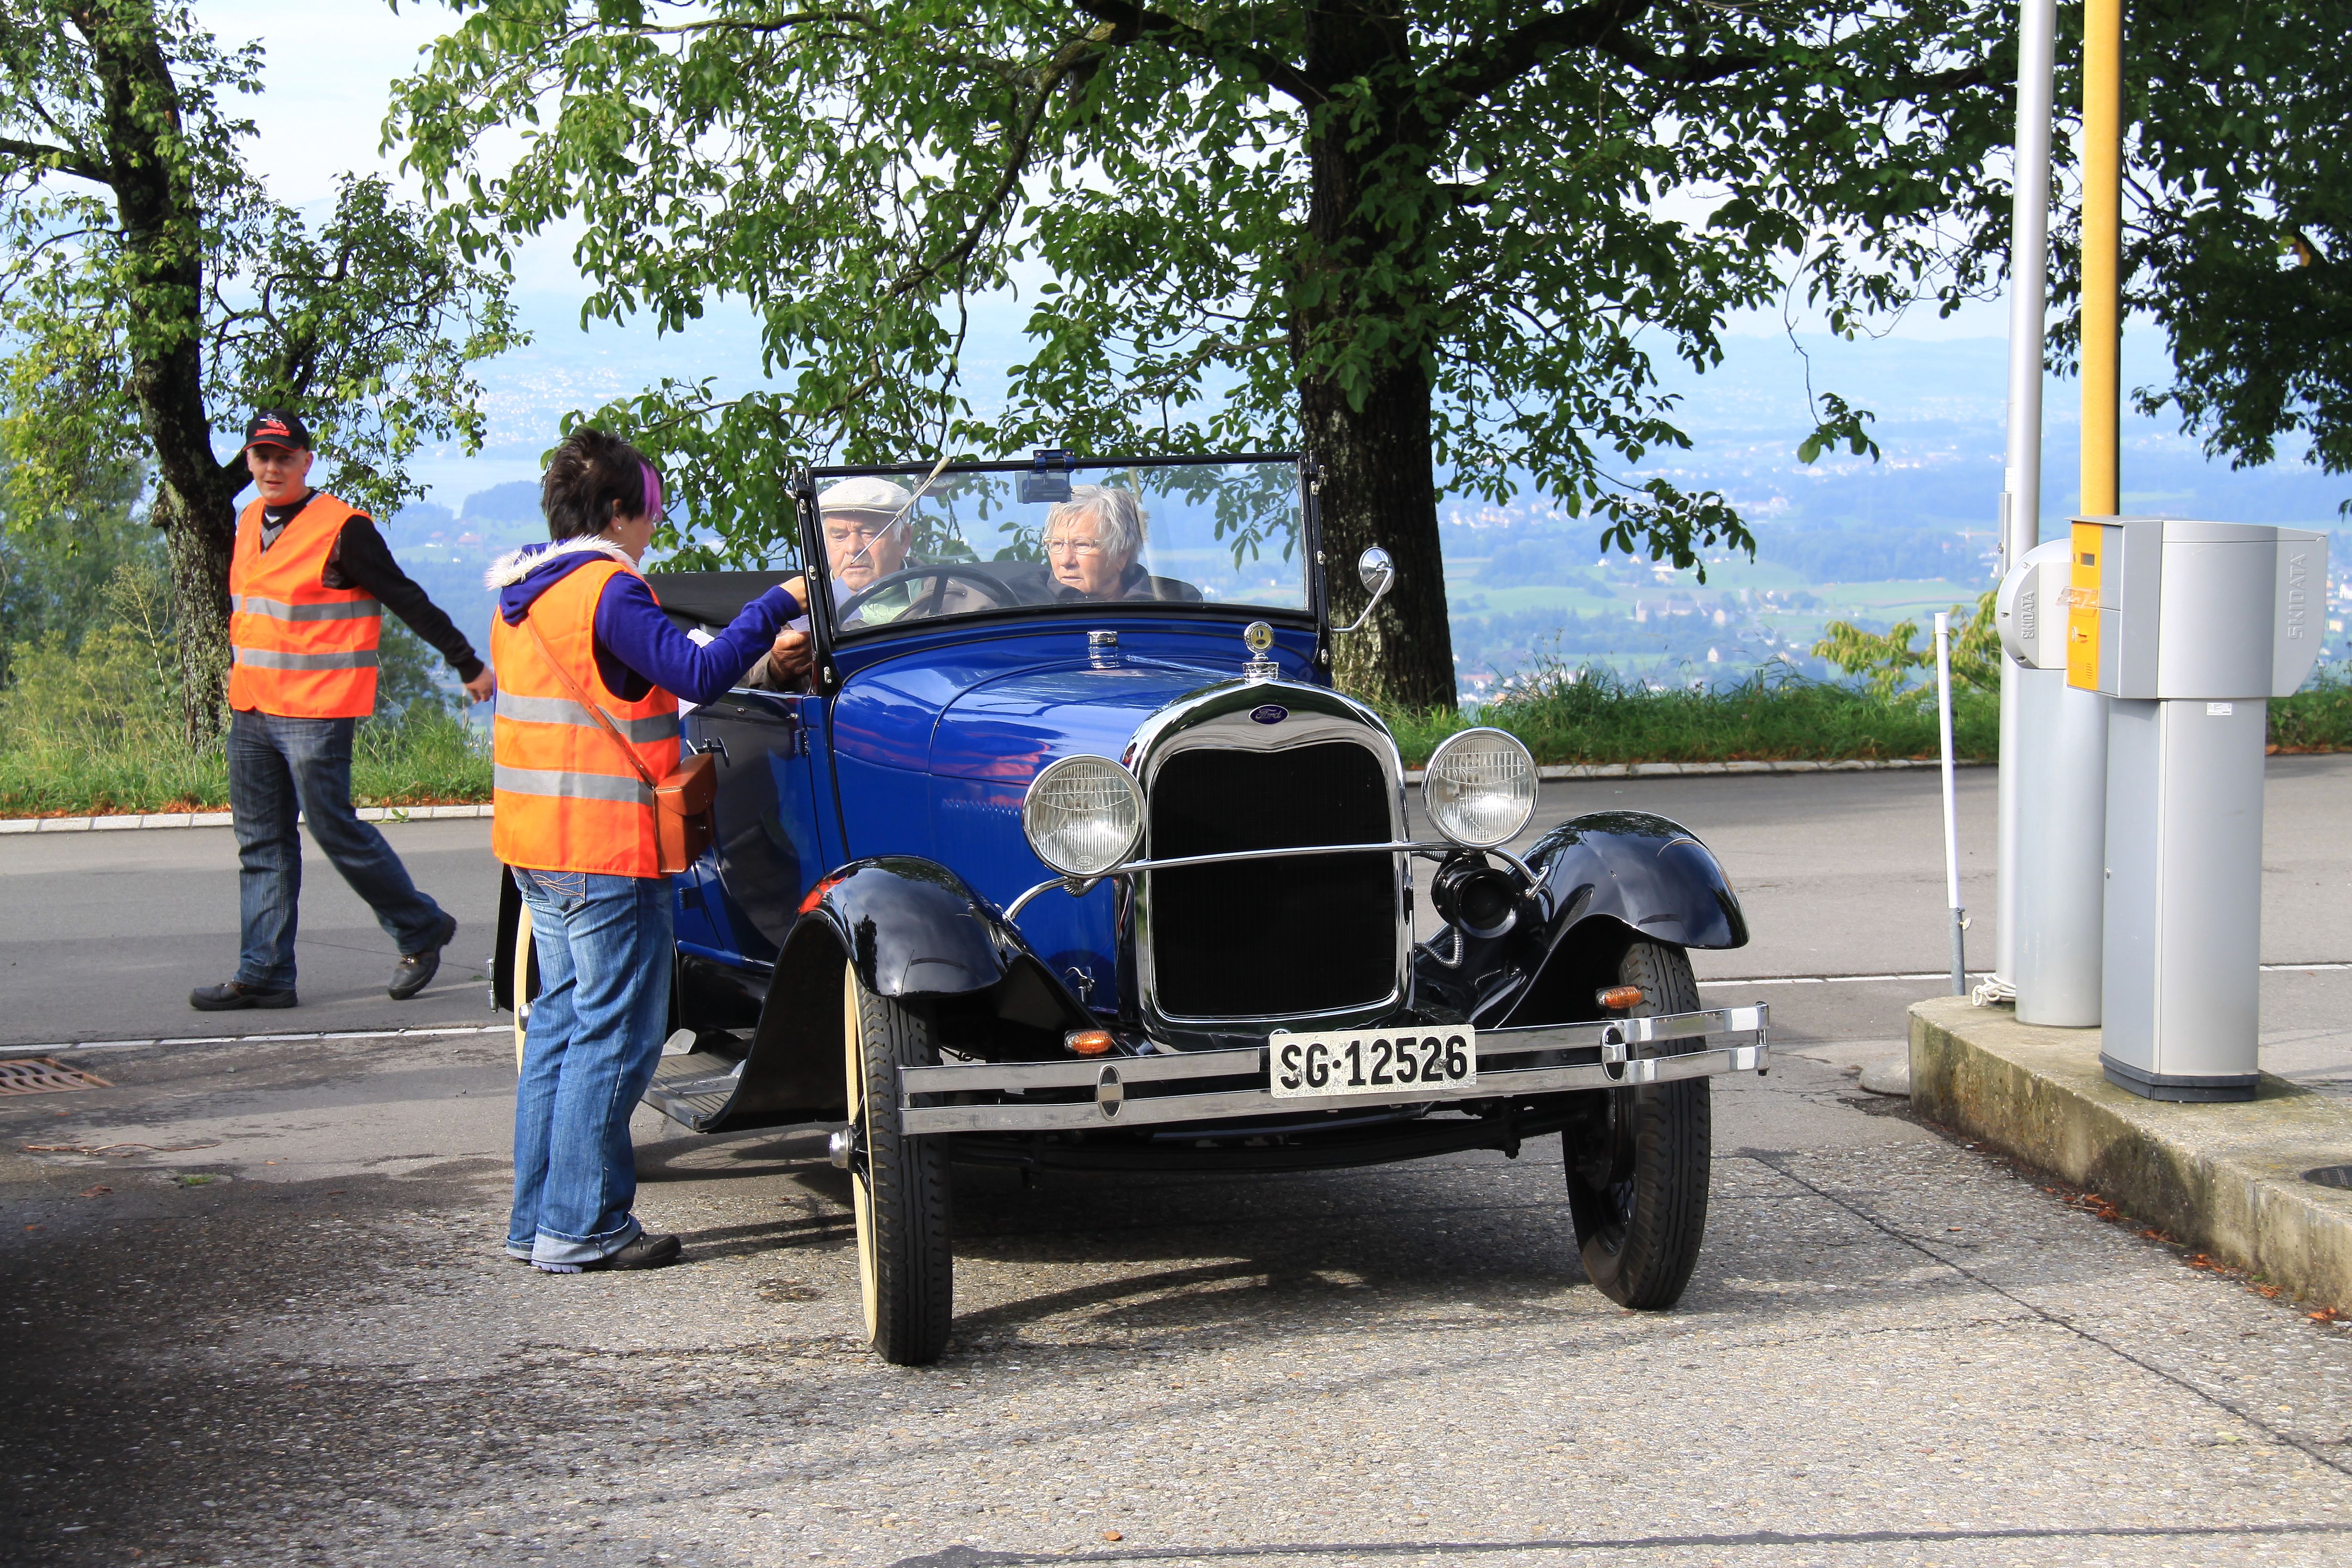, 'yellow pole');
2080,0,2122,515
